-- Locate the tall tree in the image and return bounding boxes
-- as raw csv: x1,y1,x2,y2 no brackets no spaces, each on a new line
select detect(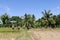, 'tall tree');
10,16,20,26
42,10,52,27
24,13,33,29
31,14,35,28
1,13,9,24
1,13,10,27
19,17,24,27
56,14,60,27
